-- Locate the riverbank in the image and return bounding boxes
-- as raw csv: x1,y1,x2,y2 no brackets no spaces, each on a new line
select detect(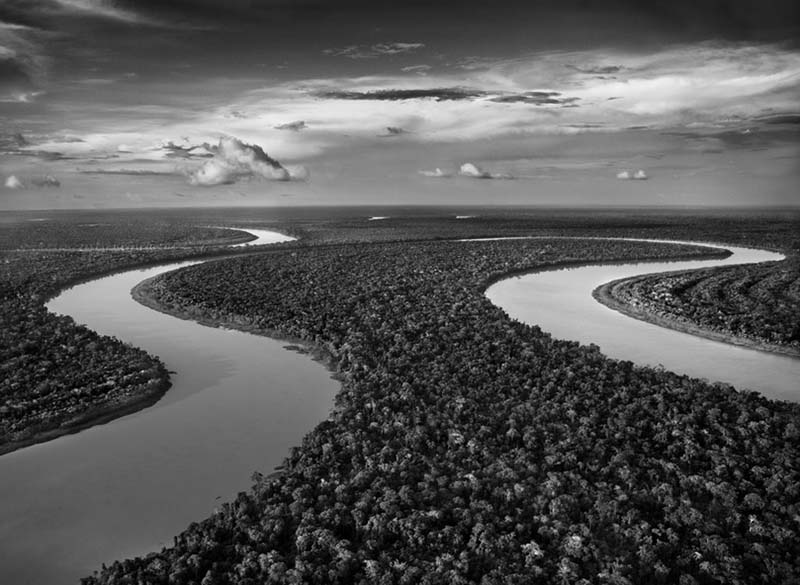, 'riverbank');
0,371,170,457
593,275,800,359
132,270,343,382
